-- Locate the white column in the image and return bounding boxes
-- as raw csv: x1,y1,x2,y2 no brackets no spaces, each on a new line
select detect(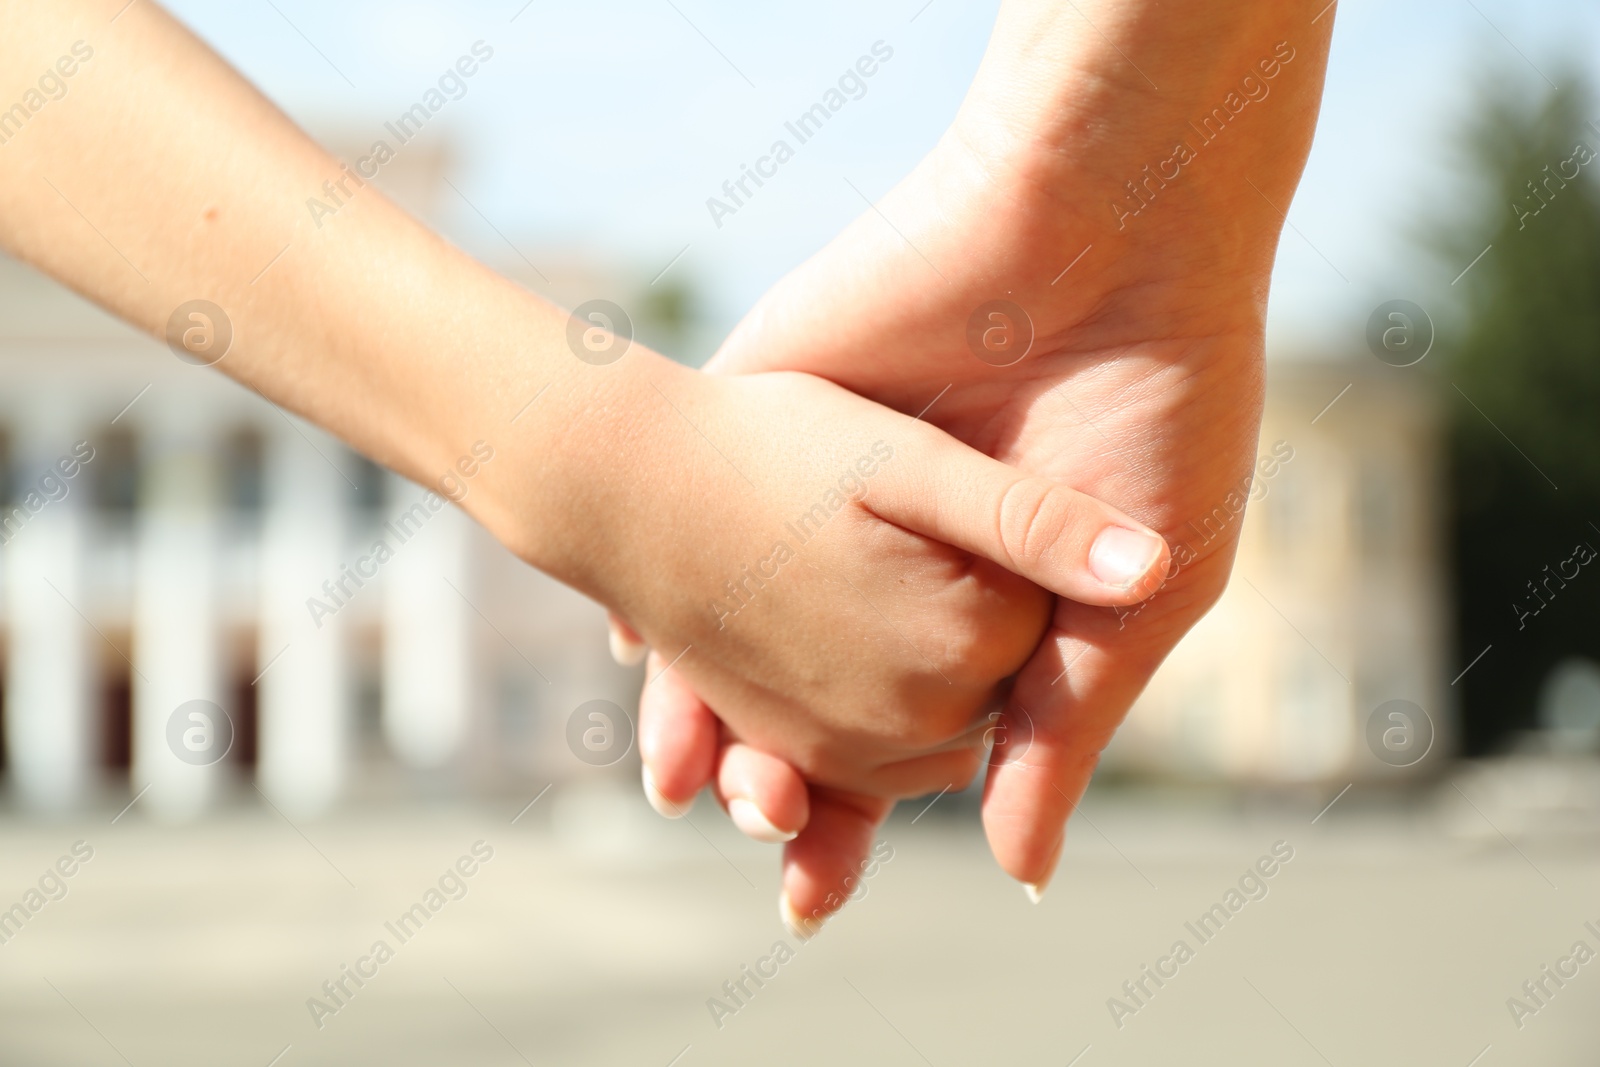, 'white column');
131,416,225,820
382,476,472,768
256,422,347,818
2,426,94,812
